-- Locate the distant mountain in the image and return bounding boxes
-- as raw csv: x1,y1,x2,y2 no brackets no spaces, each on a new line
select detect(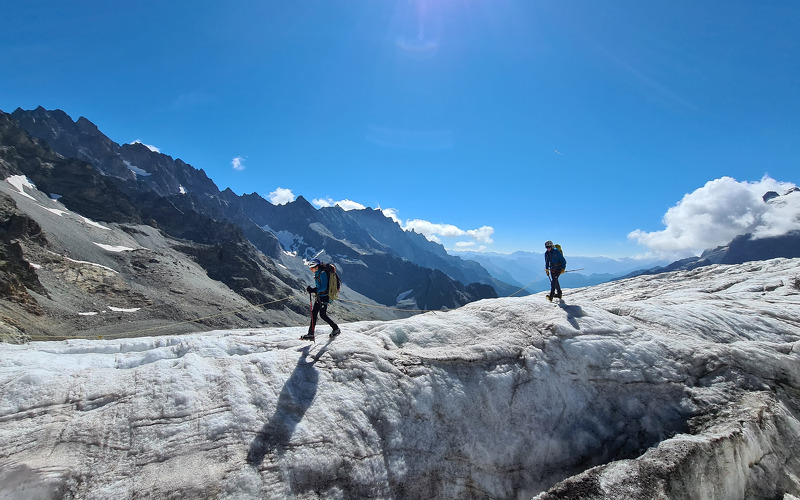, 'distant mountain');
3,107,515,332
234,191,521,298
622,231,800,279
459,250,668,293
227,192,511,307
